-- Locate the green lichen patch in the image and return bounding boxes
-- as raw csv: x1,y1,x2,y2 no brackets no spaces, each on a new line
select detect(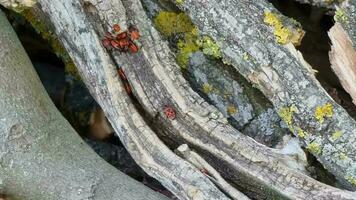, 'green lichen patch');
154,11,195,37
314,103,333,124
279,105,298,131
196,36,221,58
177,33,200,68
154,11,221,68
263,12,304,46
307,142,321,155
